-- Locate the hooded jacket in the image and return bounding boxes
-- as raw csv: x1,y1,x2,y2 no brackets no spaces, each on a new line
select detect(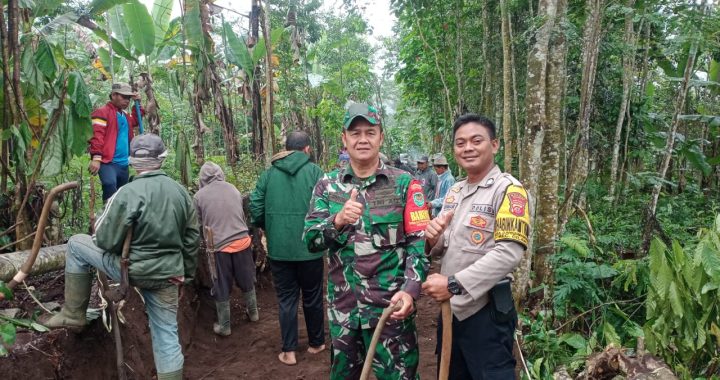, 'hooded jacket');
193,162,250,251
94,170,199,287
250,150,324,261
